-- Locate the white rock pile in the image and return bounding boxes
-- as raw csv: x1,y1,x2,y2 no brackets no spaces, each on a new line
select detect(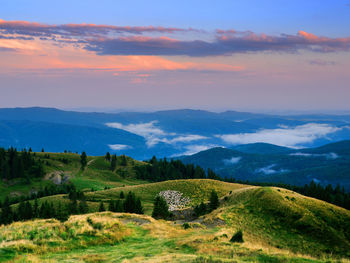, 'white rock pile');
158,190,191,211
